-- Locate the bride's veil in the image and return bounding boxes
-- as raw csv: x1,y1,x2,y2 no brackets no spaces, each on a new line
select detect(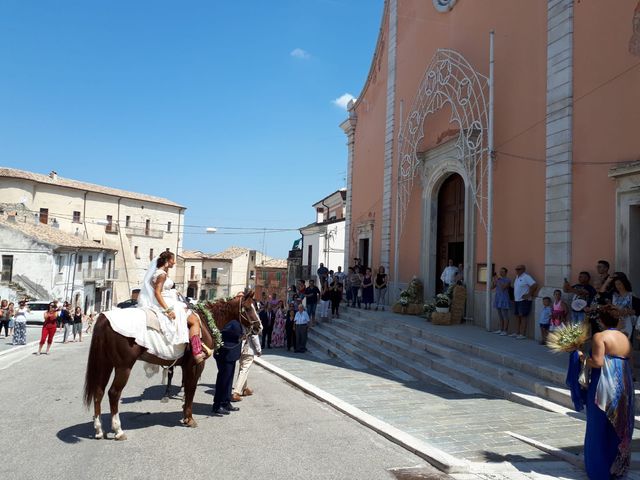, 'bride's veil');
137,256,159,308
